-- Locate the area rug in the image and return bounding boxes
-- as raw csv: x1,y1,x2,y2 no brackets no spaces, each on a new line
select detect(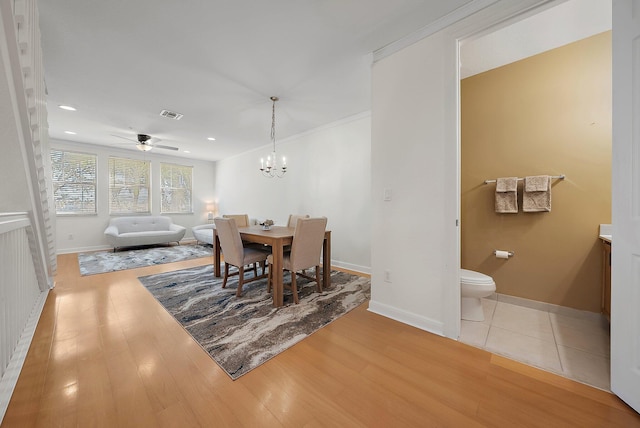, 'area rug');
78,245,213,275
137,264,370,379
